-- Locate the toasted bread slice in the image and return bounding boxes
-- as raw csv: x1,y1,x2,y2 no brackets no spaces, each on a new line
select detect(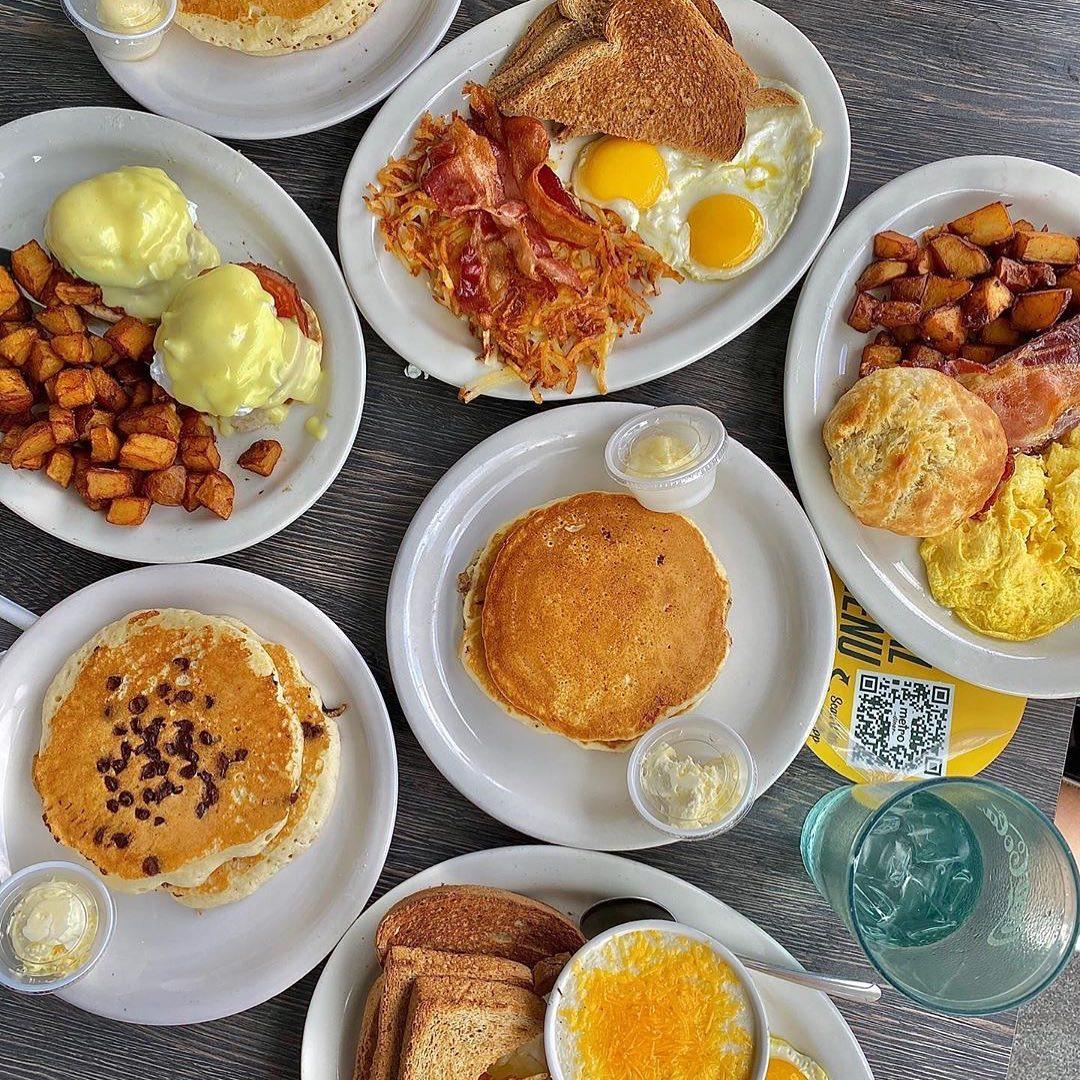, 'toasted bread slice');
353,974,383,1080
397,976,546,1080
500,0,752,160
368,947,533,1080
375,886,585,968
